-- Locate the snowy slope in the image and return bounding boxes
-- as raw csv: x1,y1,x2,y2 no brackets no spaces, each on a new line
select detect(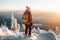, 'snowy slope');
0,32,57,40
0,26,59,40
